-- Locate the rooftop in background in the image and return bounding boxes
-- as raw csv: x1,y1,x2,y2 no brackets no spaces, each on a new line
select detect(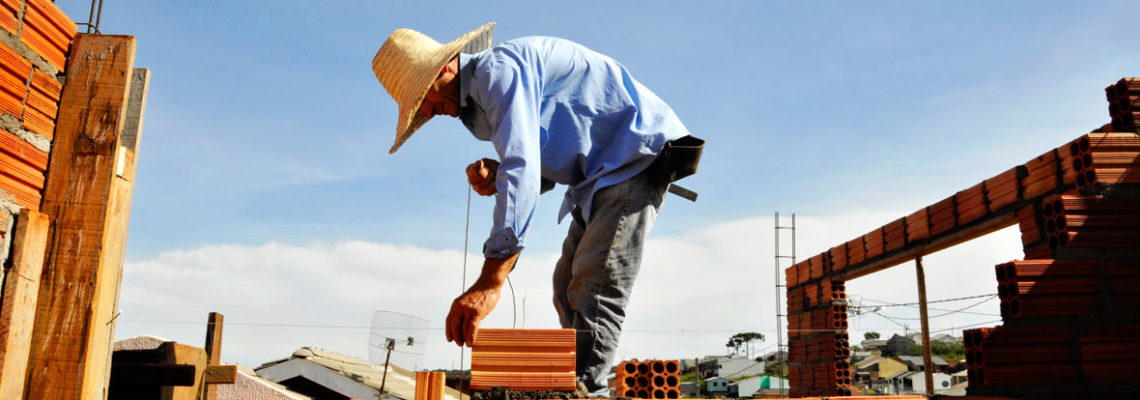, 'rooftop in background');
256,347,465,400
